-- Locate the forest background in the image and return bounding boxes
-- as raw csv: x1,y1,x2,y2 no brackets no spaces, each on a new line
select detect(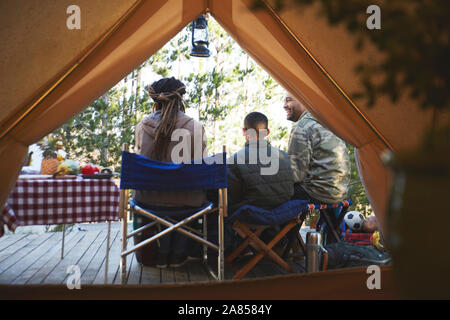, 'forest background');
43,17,371,215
